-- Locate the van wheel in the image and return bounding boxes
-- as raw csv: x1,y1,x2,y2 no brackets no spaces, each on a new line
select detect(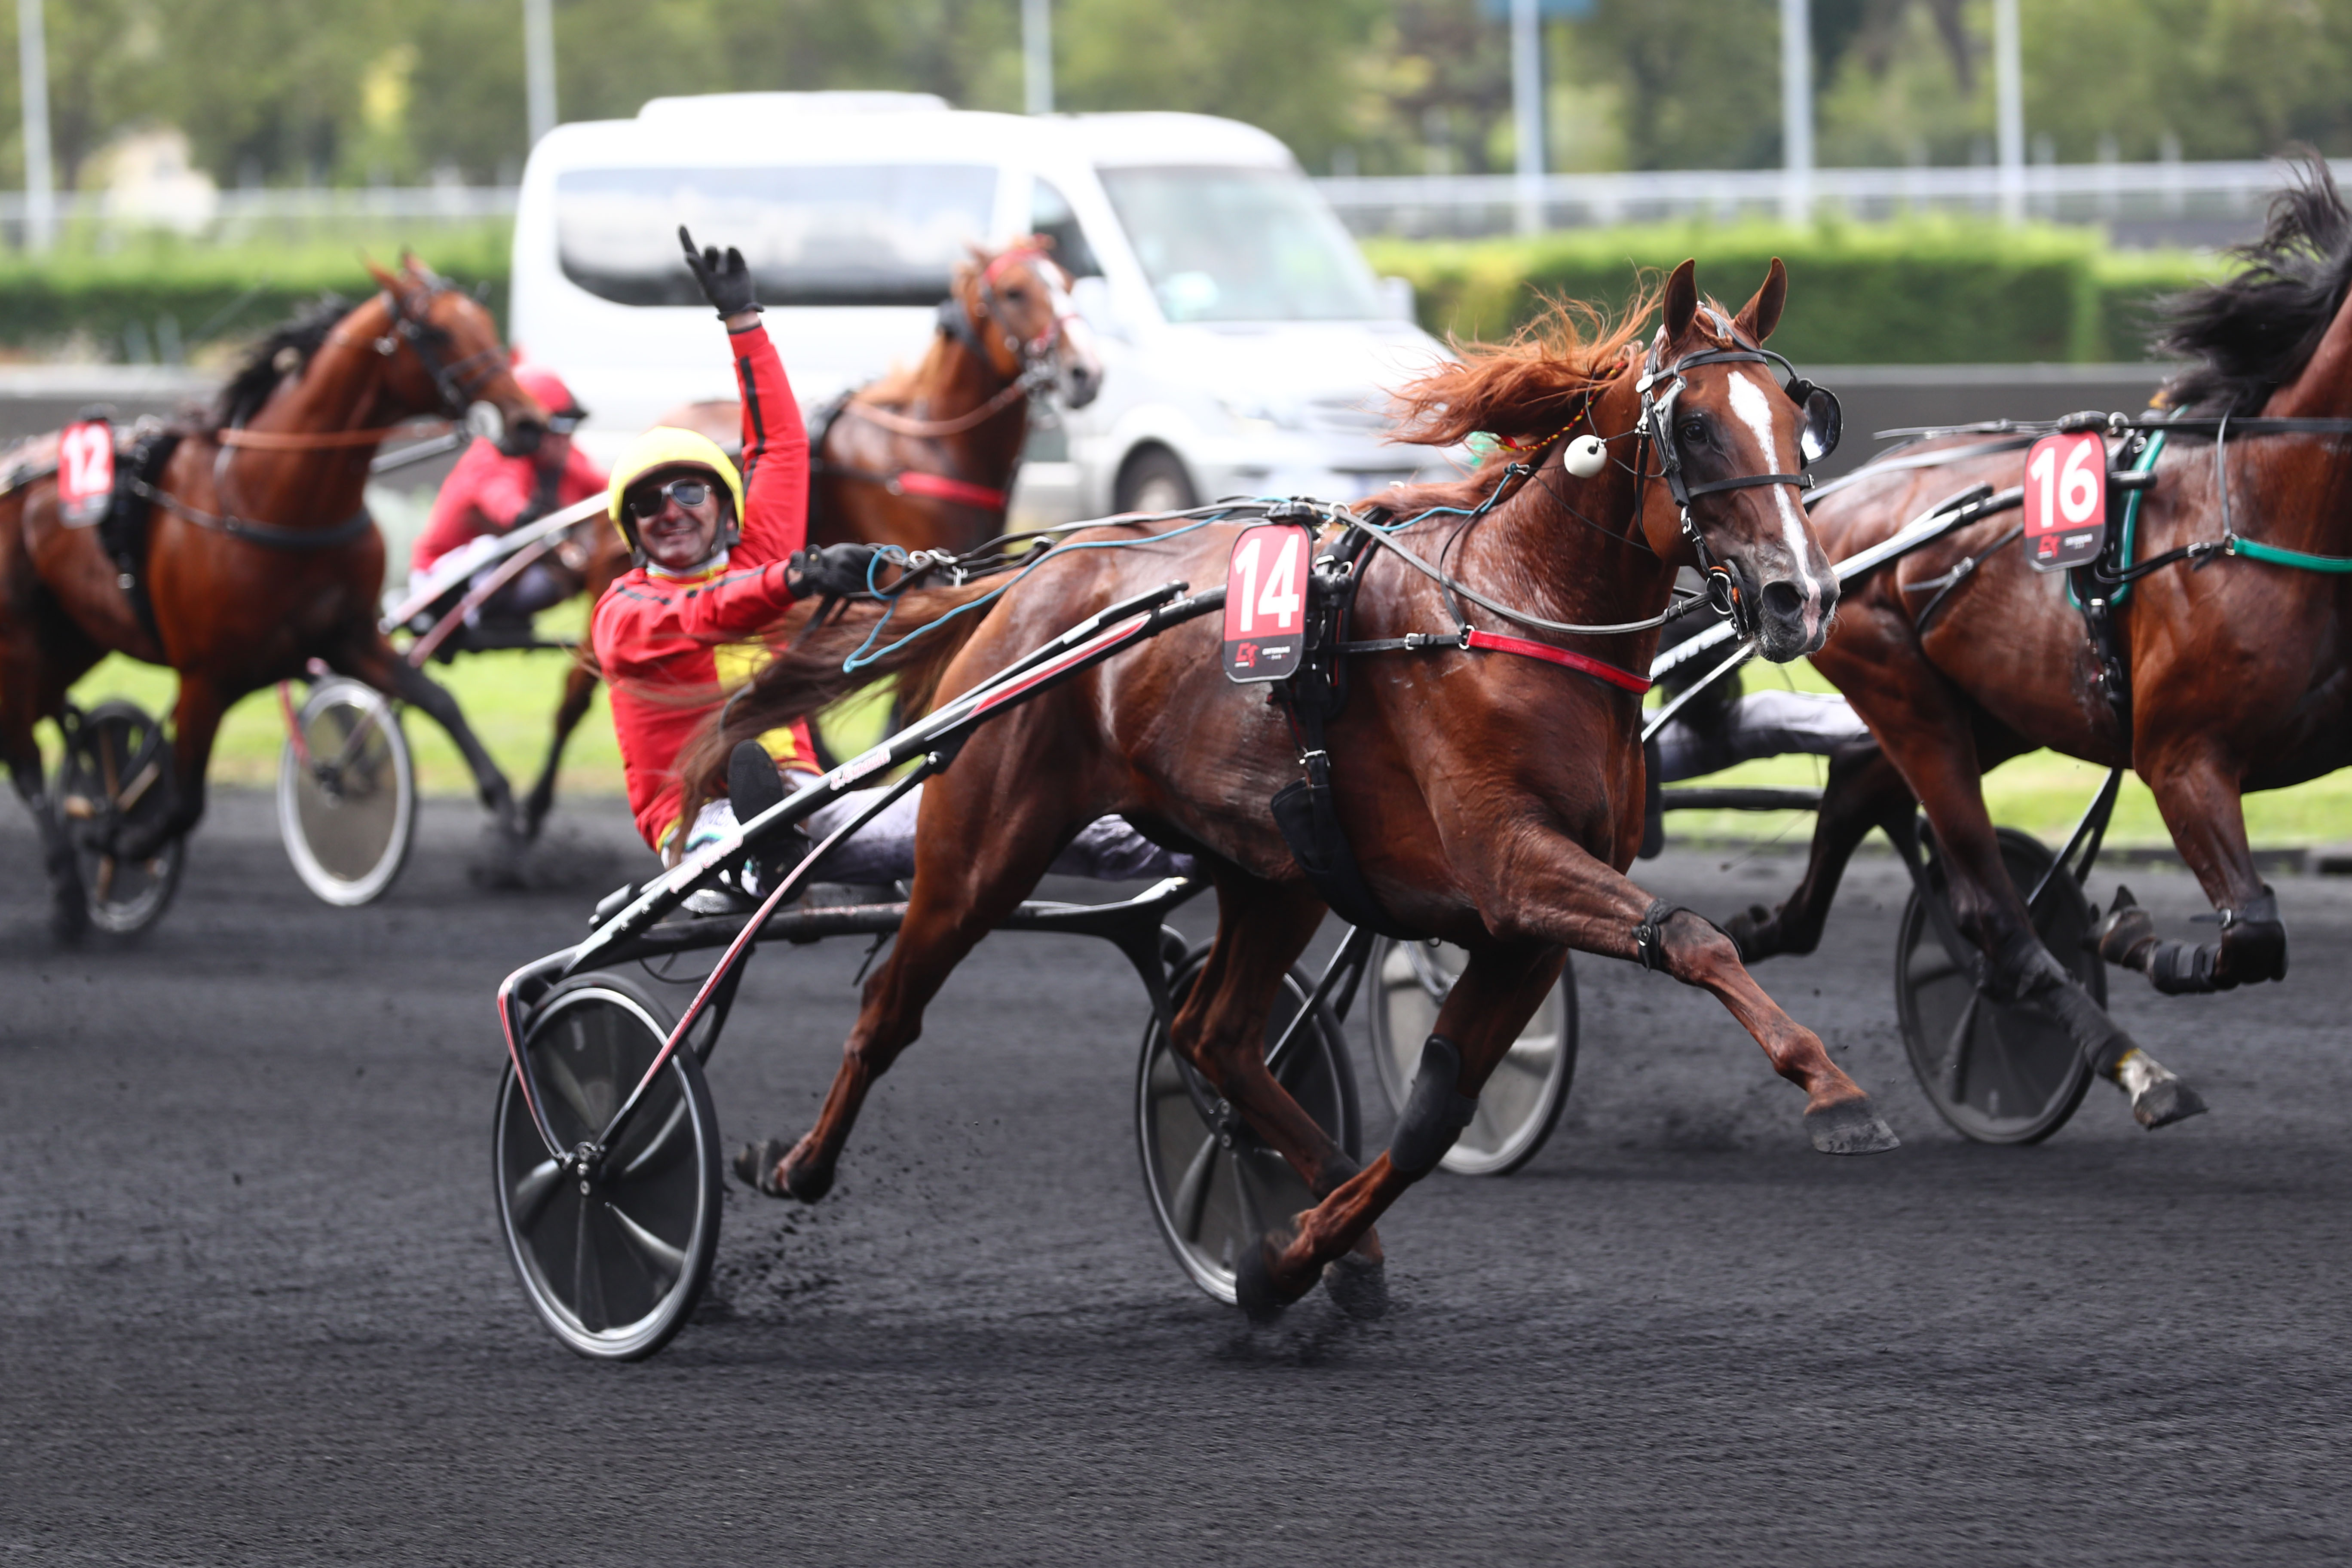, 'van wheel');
1116,448,1198,515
